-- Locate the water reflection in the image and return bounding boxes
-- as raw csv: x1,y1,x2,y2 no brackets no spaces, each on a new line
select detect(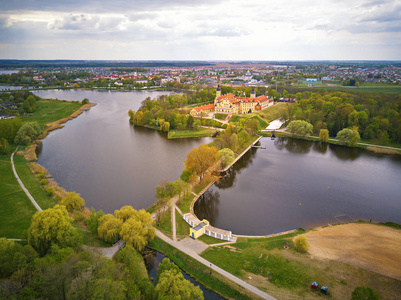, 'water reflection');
215,147,258,190
274,138,312,154
312,142,328,154
329,144,360,161
194,189,221,225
